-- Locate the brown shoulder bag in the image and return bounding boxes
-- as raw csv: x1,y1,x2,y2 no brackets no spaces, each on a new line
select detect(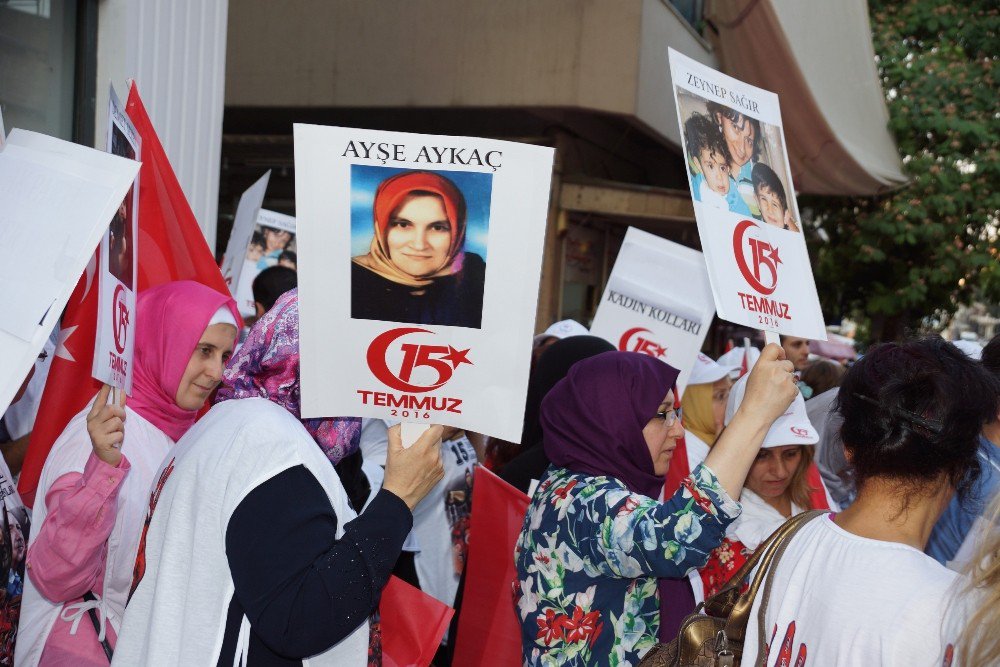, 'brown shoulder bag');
638,510,826,667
